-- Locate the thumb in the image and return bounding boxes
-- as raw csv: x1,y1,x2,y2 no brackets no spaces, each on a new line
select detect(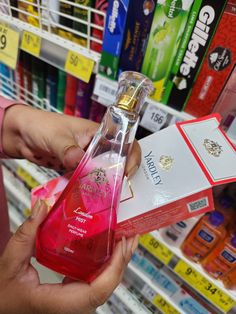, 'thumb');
2,201,48,273
62,144,85,170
